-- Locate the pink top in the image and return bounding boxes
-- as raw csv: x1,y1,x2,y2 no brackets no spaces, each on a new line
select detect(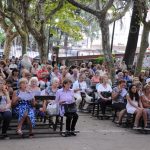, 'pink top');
91,76,100,84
